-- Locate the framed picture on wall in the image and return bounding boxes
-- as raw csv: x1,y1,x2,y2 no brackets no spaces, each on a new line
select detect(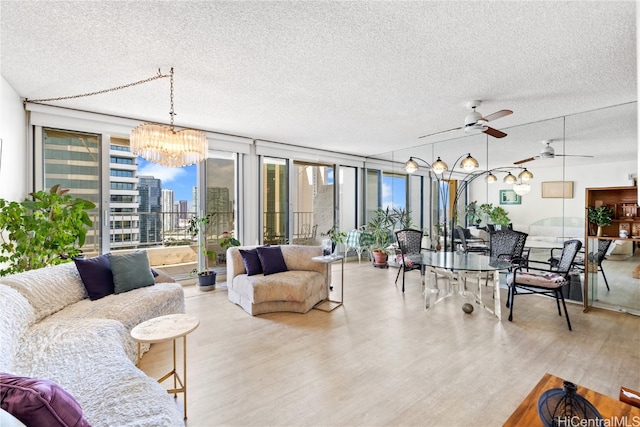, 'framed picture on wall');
500,189,521,205
542,181,574,198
